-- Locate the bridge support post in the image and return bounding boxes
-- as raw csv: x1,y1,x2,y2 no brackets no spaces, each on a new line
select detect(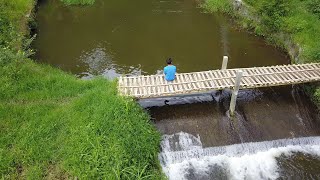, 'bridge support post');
229,70,243,116
221,56,228,70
